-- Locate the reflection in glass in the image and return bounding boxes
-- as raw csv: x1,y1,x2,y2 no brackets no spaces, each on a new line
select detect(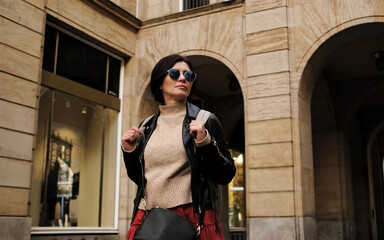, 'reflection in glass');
31,87,52,227
56,32,107,92
228,149,245,228
31,89,118,227
108,56,121,97
42,25,57,72
42,25,121,97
